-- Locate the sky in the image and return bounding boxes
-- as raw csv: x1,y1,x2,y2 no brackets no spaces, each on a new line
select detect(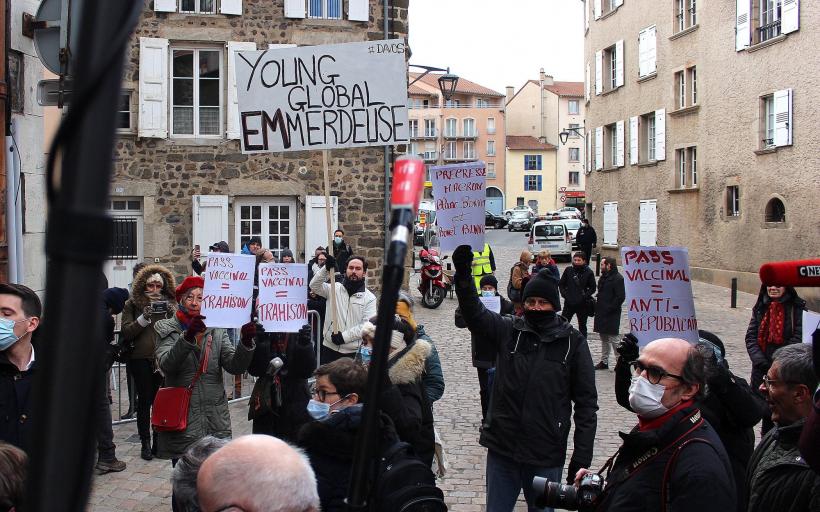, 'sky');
407,0,585,95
